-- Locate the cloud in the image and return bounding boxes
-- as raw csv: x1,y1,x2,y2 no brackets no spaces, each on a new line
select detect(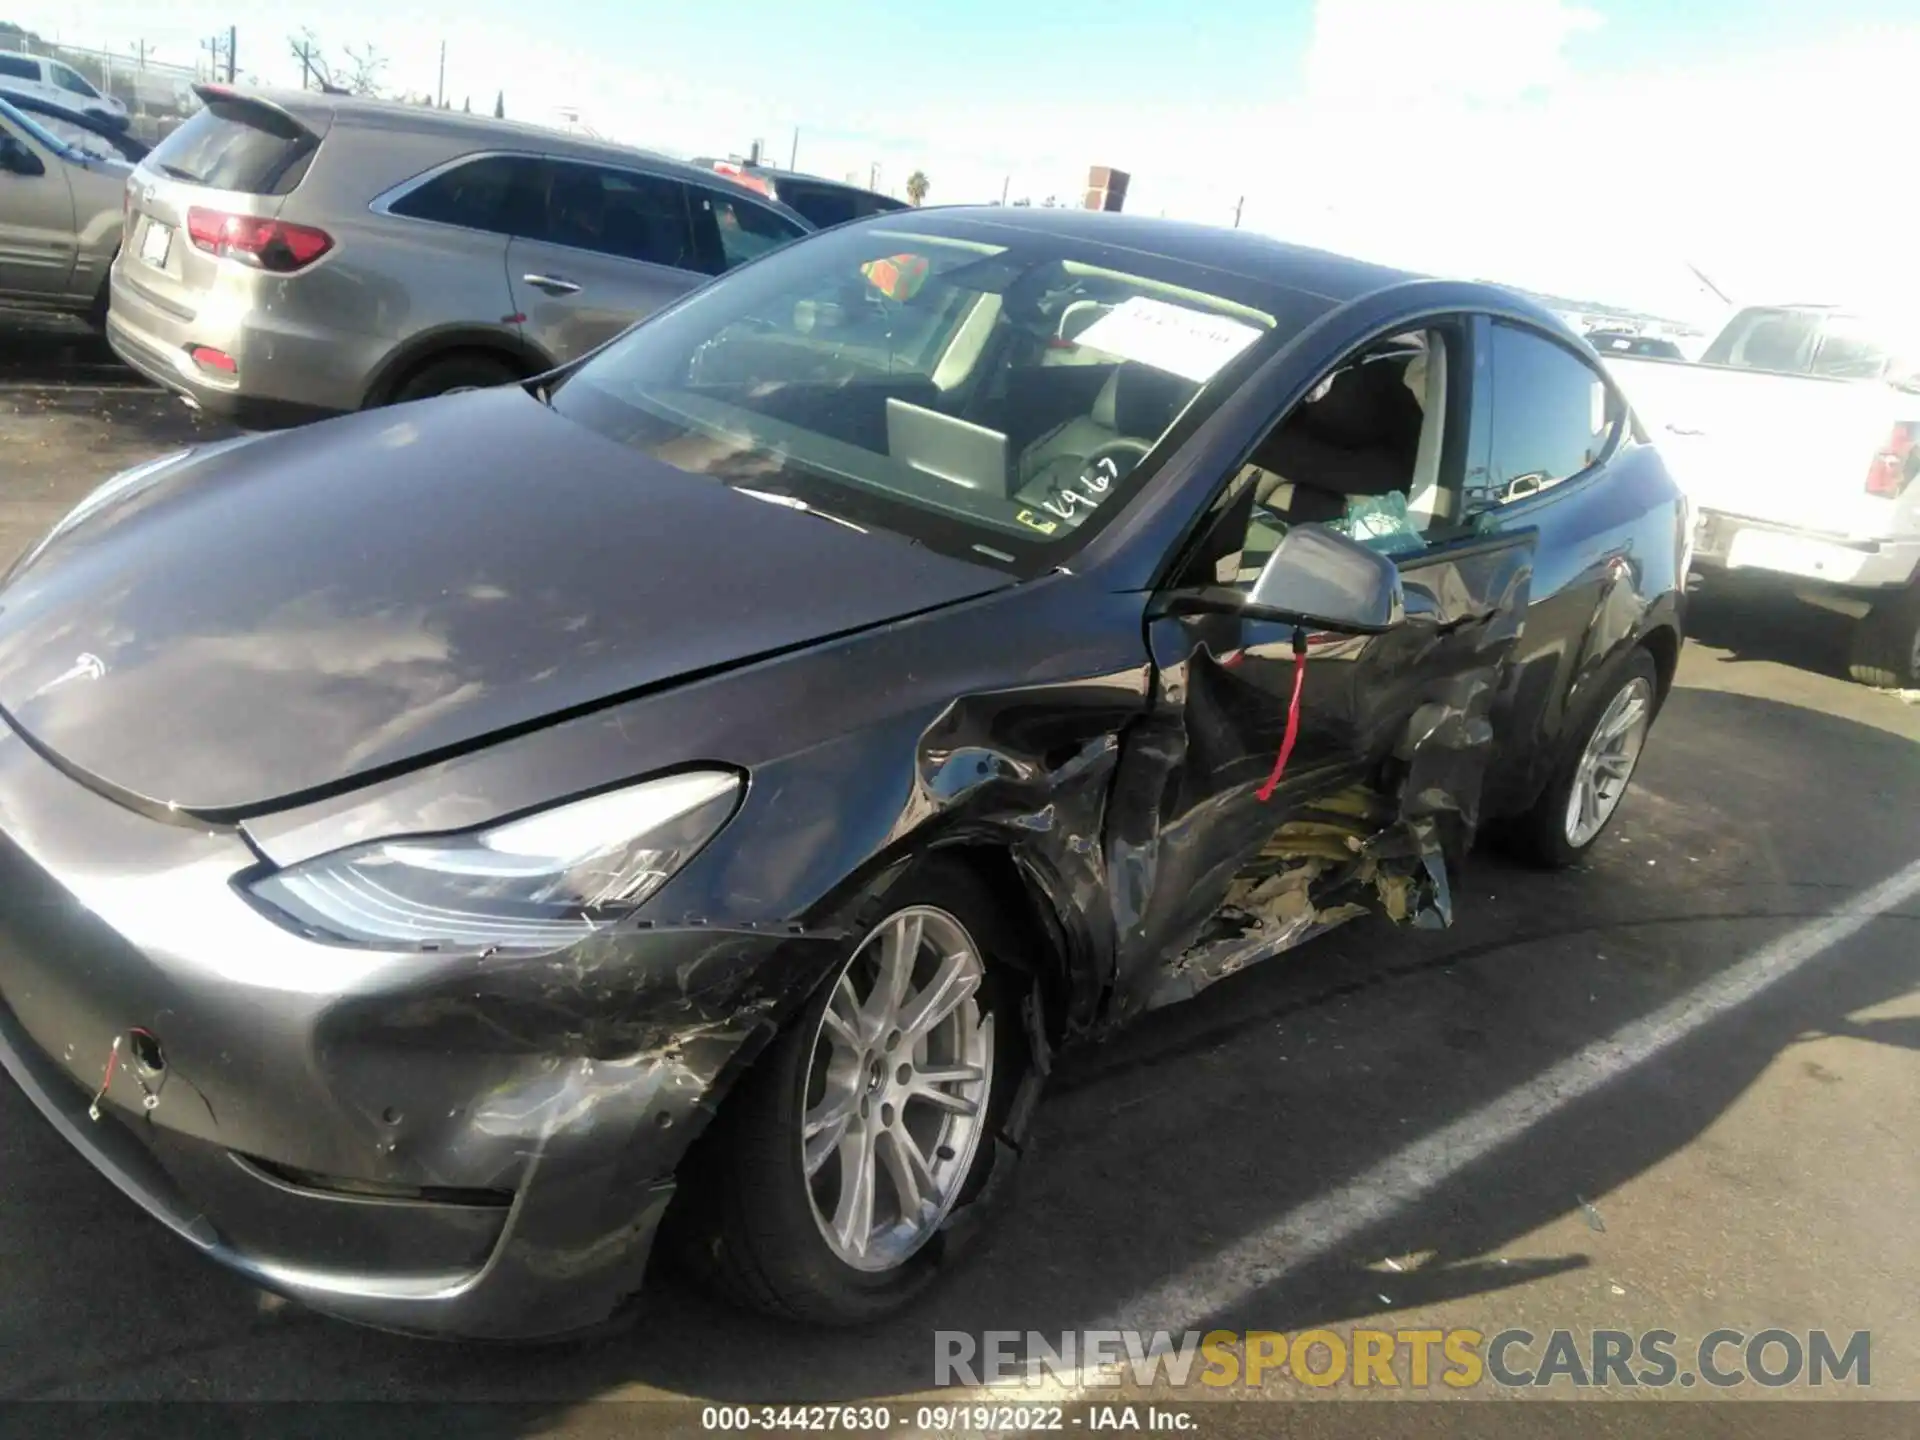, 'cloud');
1304,0,1603,103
